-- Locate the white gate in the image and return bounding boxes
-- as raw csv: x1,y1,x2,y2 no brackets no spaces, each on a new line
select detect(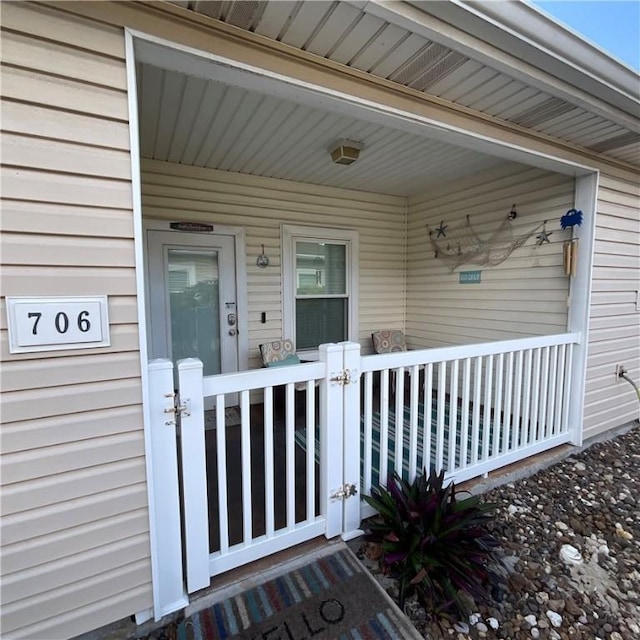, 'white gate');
166,343,361,594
